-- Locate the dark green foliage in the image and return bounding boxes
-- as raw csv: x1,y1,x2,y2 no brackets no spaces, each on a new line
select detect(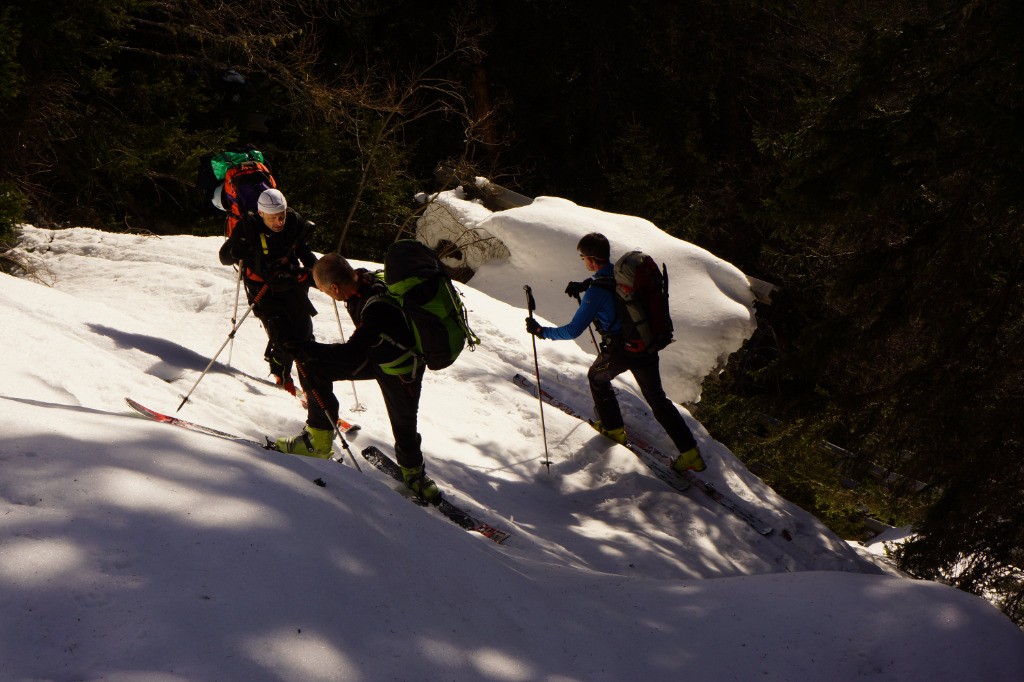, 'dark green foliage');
895,451,1024,618
762,0,1023,486
0,180,28,275
276,124,420,261
697,376,925,540
707,0,1024,622
0,6,23,101
0,0,475,247
1,0,238,230
607,122,696,241
0,180,27,244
